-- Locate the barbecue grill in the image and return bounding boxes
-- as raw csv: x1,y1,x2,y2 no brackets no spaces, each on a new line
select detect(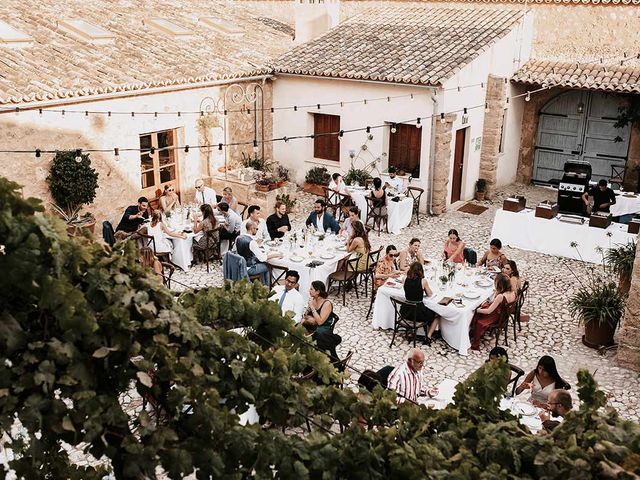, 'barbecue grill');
557,161,592,215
